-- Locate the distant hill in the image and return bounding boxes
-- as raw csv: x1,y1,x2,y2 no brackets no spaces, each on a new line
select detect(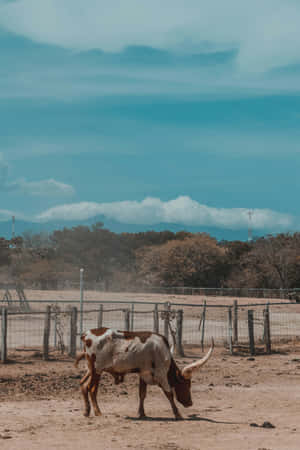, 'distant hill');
0,215,259,242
